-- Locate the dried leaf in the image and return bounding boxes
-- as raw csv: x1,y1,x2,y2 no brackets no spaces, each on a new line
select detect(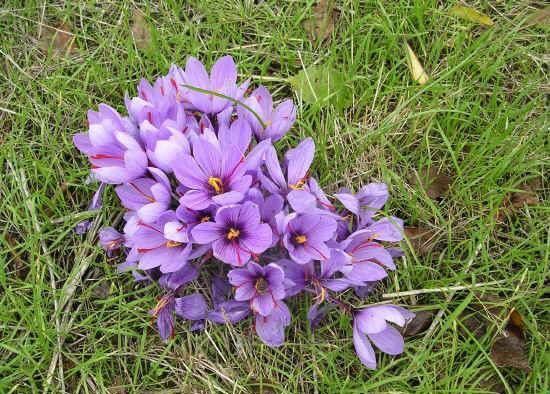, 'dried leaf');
404,43,429,85
491,331,531,372
409,167,451,199
404,226,438,254
303,0,338,43
497,179,541,220
131,9,151,50
37,23,77,57
289,64,352,109
449,5,494,26
526,6,550,27
403,311,434,336
460,297,531,373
